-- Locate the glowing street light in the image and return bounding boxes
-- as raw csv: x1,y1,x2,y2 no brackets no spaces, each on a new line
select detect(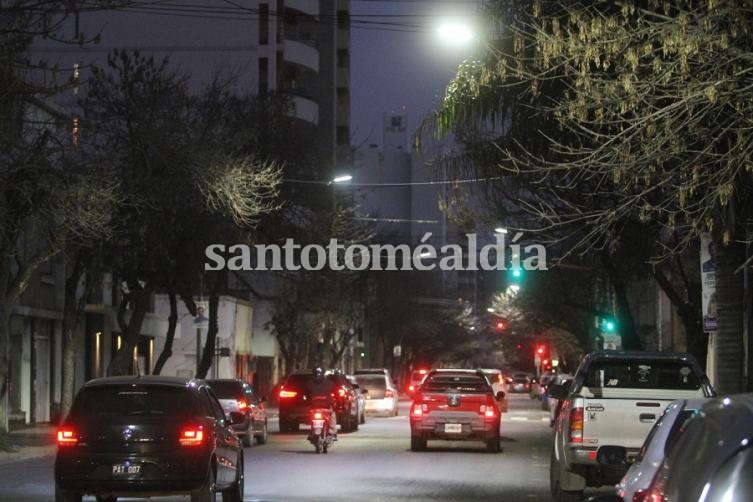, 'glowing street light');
437,22,474,45
332,174,352,184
